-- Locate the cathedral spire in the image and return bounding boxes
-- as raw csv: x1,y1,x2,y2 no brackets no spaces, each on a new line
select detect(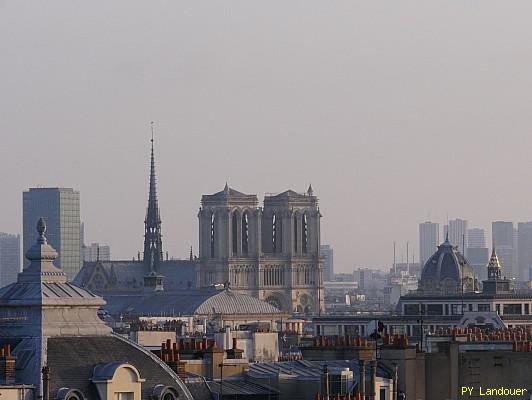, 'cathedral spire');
144,123,163,272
